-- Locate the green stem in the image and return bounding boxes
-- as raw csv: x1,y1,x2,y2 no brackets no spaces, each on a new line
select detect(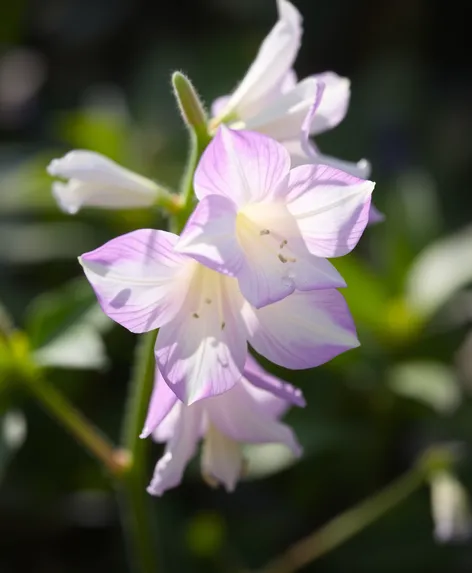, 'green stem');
258,462,427,573
154,184,183,216
117,330,160,573
21,372,123,475
173,128,212,234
